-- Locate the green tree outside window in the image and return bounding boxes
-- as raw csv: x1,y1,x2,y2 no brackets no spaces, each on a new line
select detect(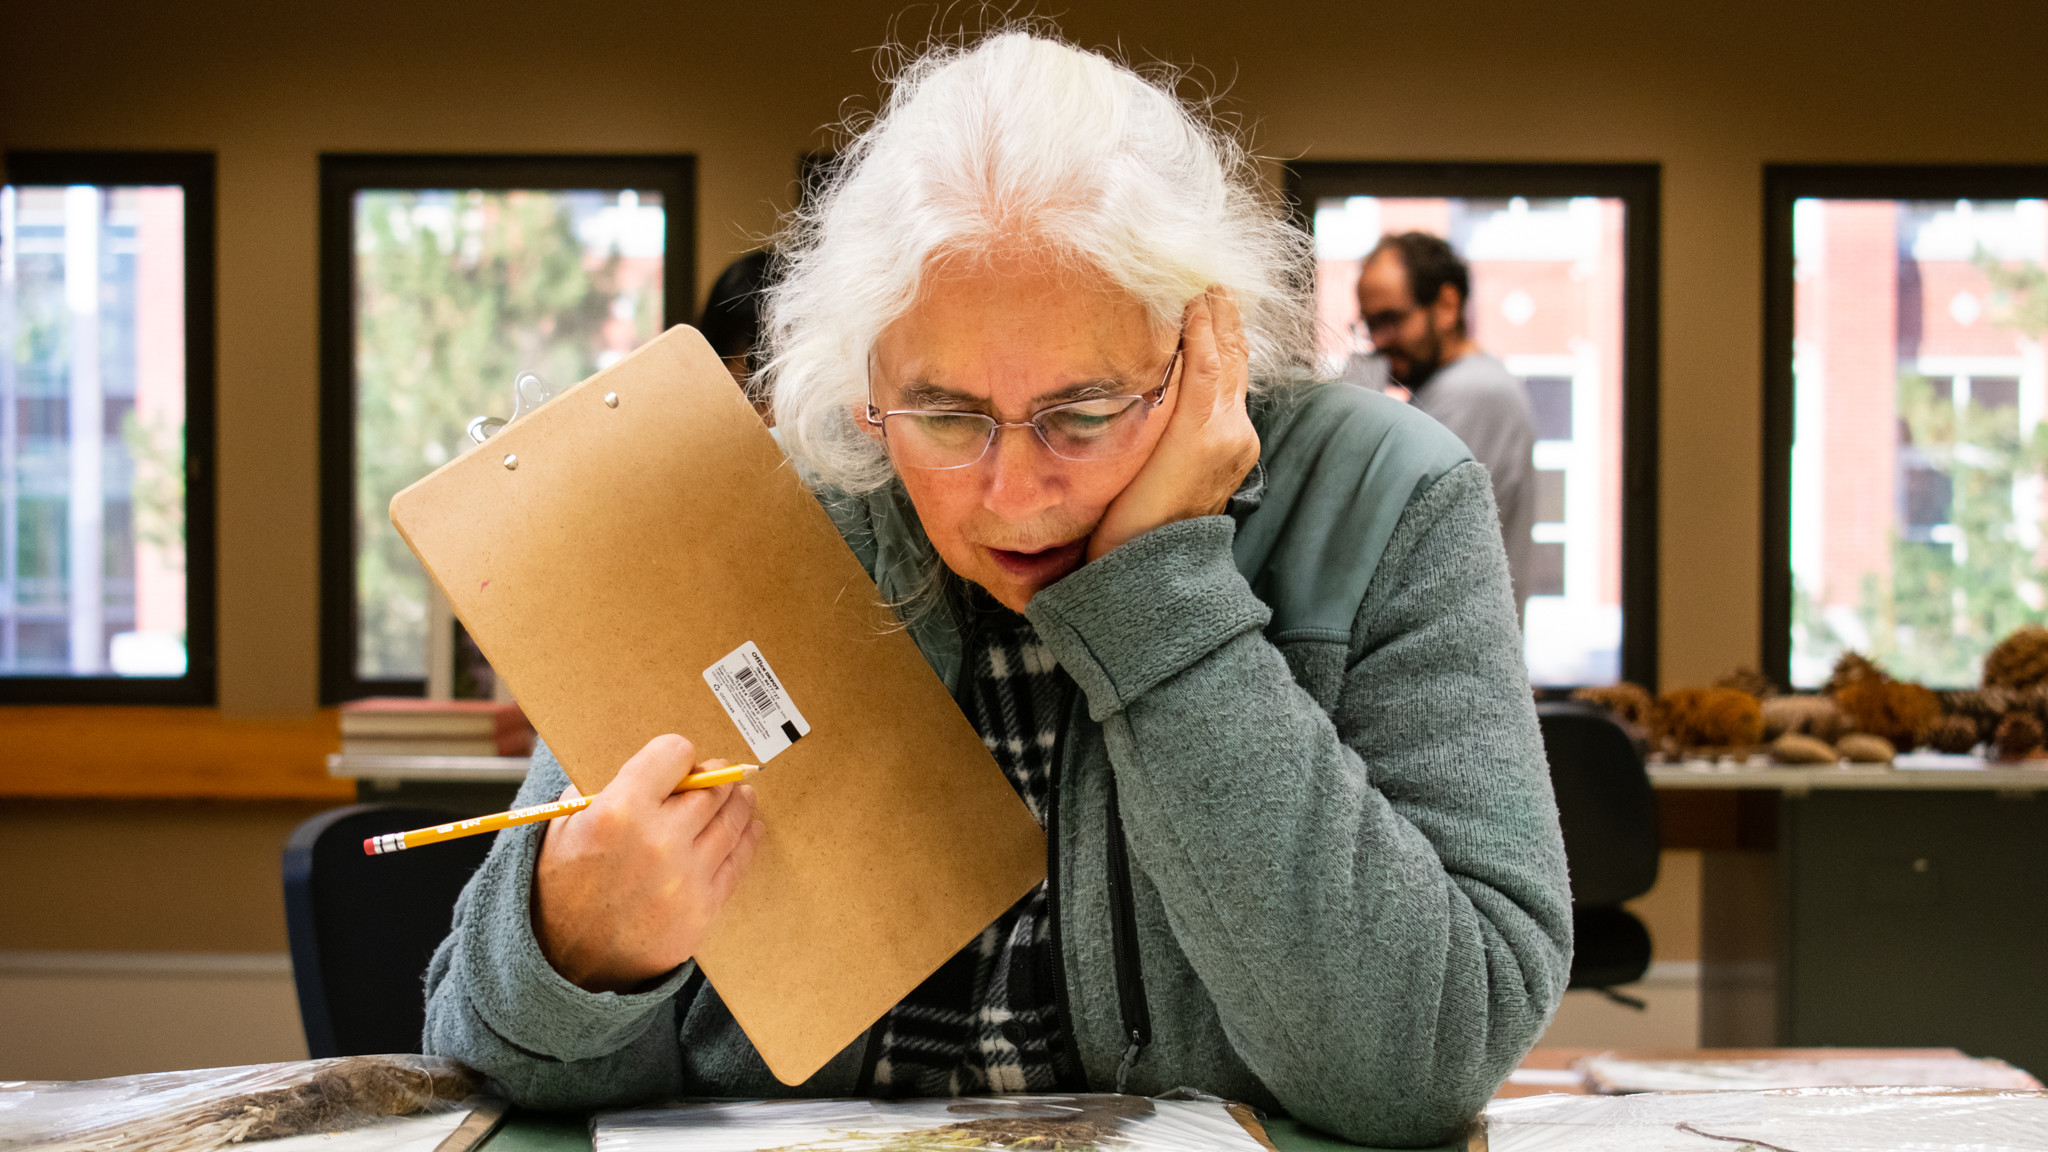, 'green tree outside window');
353,189,660,679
